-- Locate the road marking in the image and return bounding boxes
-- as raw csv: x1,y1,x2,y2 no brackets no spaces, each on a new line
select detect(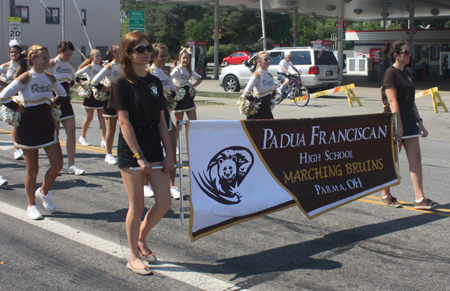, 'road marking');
0,141,14,151
0,201,248,291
